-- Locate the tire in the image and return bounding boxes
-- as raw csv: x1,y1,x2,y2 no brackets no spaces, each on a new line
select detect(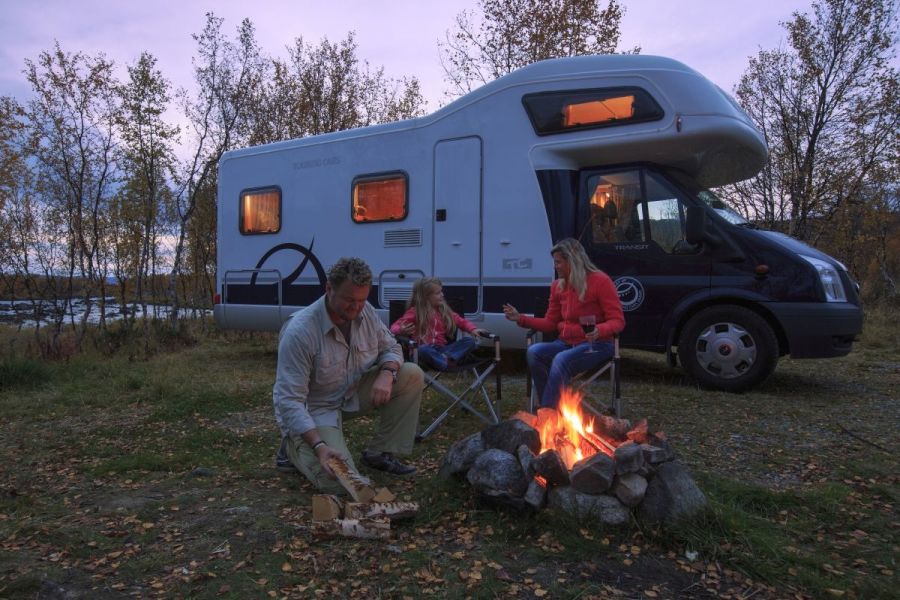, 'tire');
677,305,778,392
